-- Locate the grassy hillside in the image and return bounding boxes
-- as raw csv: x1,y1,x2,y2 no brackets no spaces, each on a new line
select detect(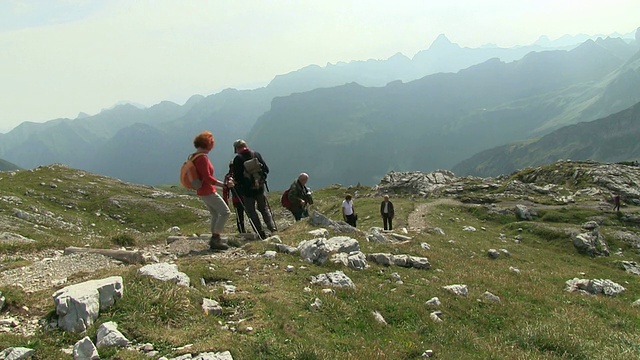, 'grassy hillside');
1,164,639,359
